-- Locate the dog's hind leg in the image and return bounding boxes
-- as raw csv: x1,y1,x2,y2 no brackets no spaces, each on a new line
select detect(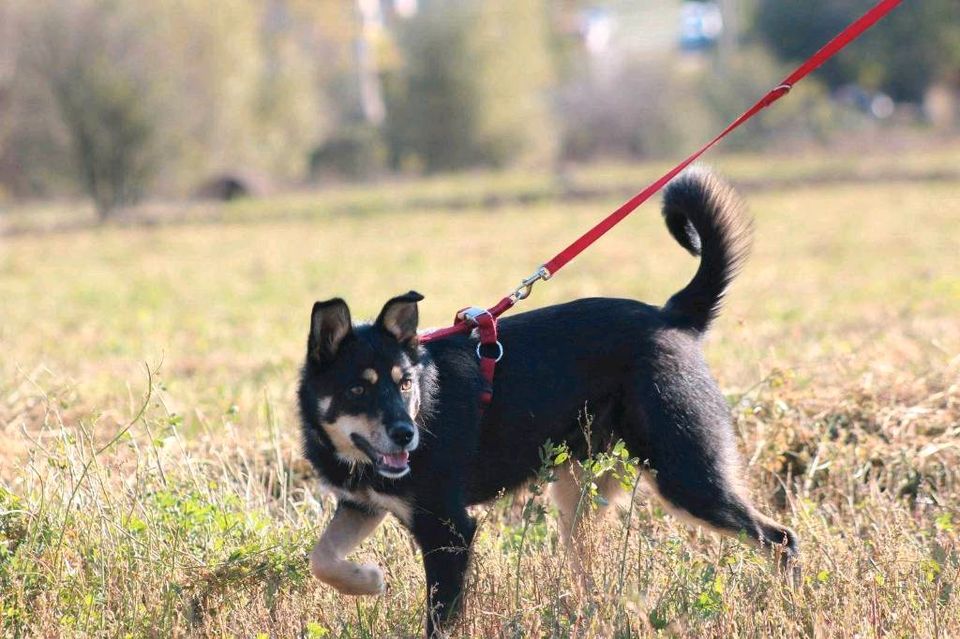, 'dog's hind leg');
550,461,625,588
622,361,799,569
310,501,386,595
643,468,798,570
